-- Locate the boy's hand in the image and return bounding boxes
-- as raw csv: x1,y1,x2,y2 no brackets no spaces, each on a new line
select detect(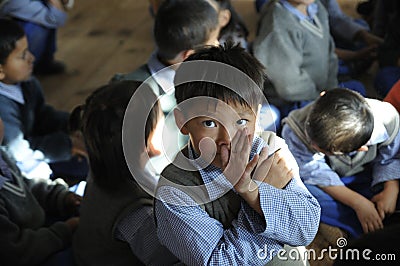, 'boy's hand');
233,154,262,215
252,147,294,189
221,128,263,214
371,180,399,220
354,197,383,233
64,192,82,216
222,128,252,185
